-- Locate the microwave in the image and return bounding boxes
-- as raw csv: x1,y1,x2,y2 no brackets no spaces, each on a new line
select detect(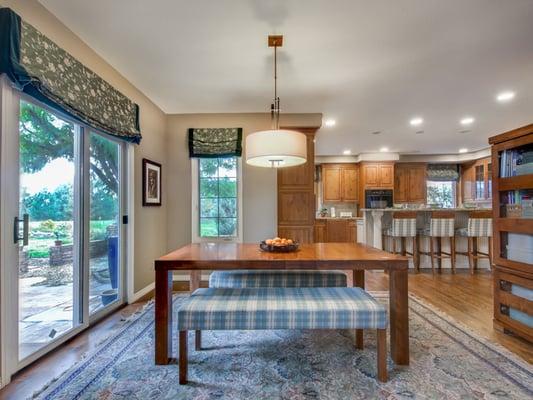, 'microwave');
365,189,393,209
